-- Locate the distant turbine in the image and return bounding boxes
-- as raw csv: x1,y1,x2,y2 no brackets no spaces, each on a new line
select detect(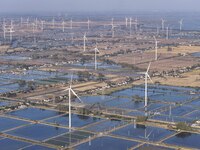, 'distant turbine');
62,20,65,32
70,33,74,44
166,27,169,39
32,23,35,34
26,17,29,28
9,20,15,41
129,17,132,36
156,26,159,35
41,20,45,31
70,19,73,29
87,18,90,30
153,36,158,61
35,18,38,30
135,18,138,32
94,45,100,70
125,17,128,28
111,18,114,27
83,32,87,52
20,17,23,27
111,24,117,38
161,18,165,31
3,19,6,39
179,19,183,31
52,18,55,29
